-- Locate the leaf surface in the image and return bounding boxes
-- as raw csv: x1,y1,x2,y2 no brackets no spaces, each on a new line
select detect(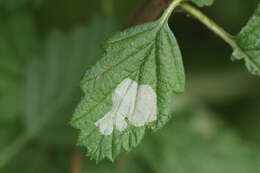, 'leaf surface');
190,0,215,7
71,10,185,161
233,4,260,76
